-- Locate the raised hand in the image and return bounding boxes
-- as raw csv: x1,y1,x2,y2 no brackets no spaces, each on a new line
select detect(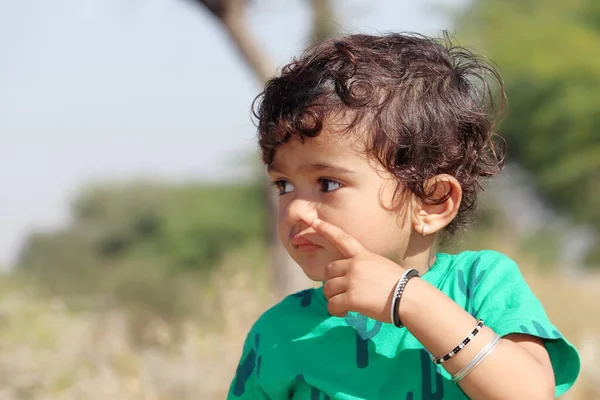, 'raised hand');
312,218,407,323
